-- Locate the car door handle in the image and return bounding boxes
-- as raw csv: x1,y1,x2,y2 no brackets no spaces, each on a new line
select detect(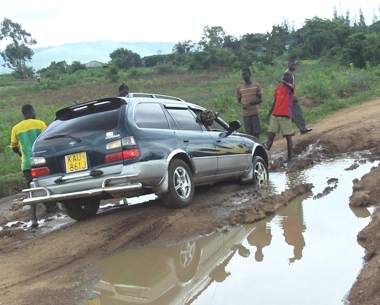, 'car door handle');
216,139,222,143
183,139,189,143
